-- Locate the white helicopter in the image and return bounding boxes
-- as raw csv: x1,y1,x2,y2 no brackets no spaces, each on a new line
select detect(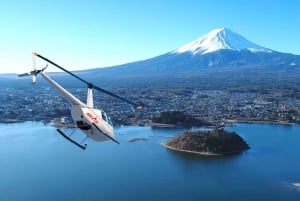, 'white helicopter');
19,52,144,150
